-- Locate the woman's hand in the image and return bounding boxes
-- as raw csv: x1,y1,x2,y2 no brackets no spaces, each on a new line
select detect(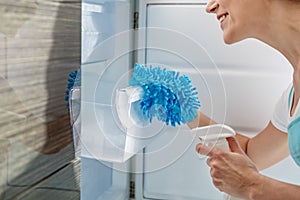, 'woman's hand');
196,137,262,199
